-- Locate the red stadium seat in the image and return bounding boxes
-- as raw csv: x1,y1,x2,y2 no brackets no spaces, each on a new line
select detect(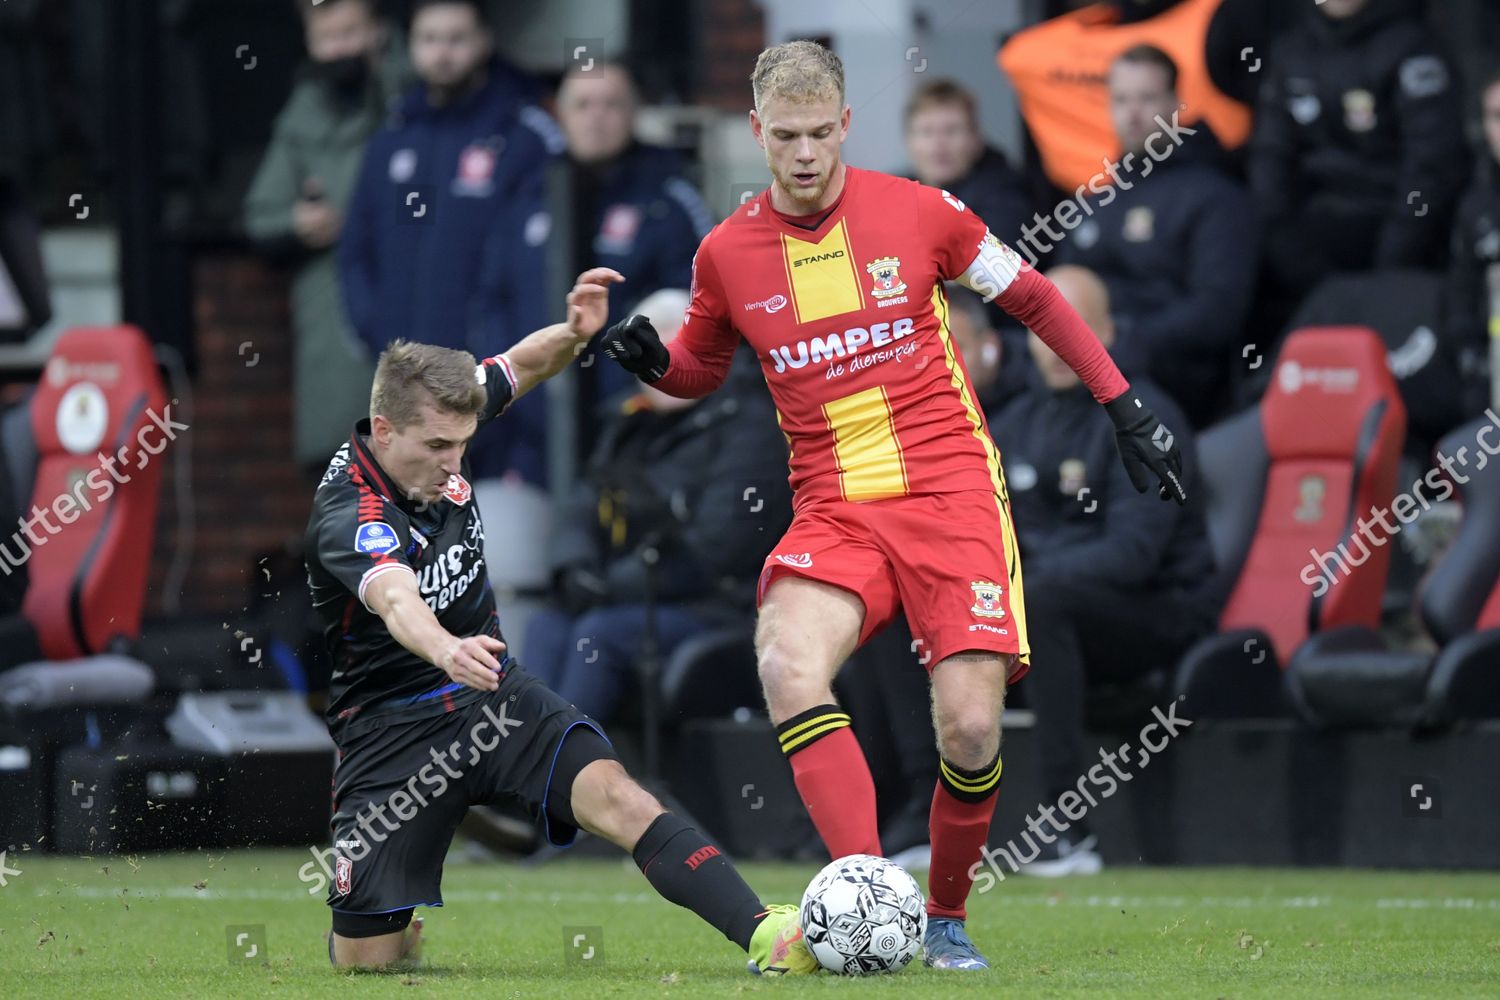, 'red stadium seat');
1285,414,1500,728
19,326,168,660
1173,327,1406,716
